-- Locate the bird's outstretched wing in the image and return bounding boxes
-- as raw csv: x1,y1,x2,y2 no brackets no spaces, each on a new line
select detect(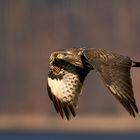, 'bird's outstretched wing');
47,51,90,120
47,72,81,120
83,48,138,117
